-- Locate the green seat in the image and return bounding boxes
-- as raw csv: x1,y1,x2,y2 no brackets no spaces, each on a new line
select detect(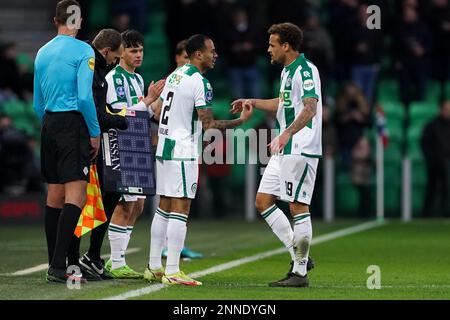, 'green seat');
144,32,168,47
408,142,423,161
384,161,401,186
412,186,426,214
336,184,359,215
231,165,245,187
13,116,35,135
409,102,439,122
411,162,427,187
16,53,34,74
384,141,402,162
382,101,405,121
149,11,166,32
407,124,426,151
335,171,359,215
377,79,400,103
89,0,110,29
386,119,403,143
424,81,441,103
385,186,400,213
212,99,232,120
1,100,26,118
